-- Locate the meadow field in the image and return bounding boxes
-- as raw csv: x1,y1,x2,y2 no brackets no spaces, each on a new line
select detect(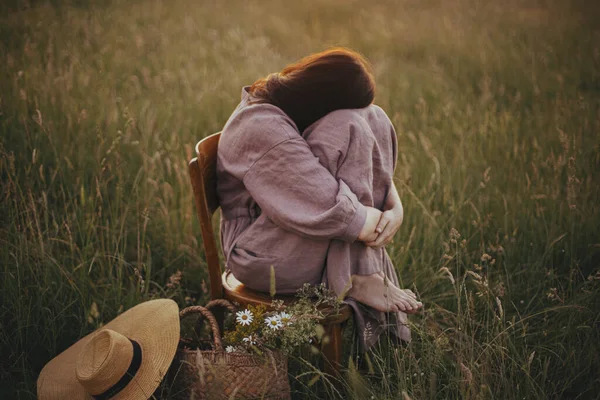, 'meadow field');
1,0,599,398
